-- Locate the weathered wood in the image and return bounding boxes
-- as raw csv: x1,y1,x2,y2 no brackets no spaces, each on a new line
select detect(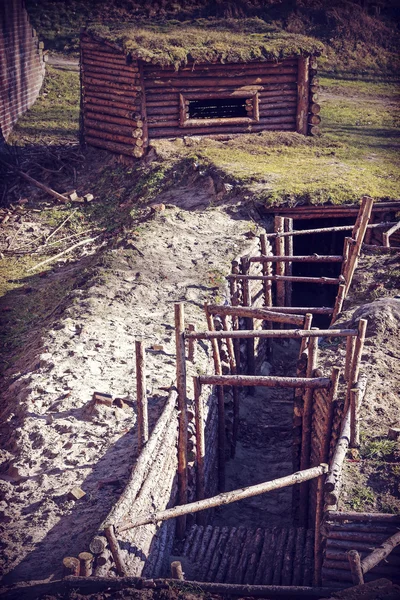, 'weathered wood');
296,56,310,134
144,74,297,90
221,315,239,457
303,529,314,586
206,304,304,326
84,103,137,118
85,118,139,136
244,528,264,585
63,557,80,577
175,303,188,538
199,374,330,388
327,511,400,523
274,216,286,307
85,135,139,157
85,127,137,146
104,525,127,576
227,274,341,284
263,222,397,239
83,69,136,85
89,536,107,555
215,527,239,582
299,313,313,357
118,465,328,532
240,257,255,381
292,528,306,585
14,167,69,203
313,474,325,586
85,110,141,127
187,323,197,362
344,335,356,382
349,387,360,448
208,527,231,582
194,378,206,520
259,234,273,313
284,218,293,307
187,328,357,340
78,552,93,577
281,528,296,585
322,367,340,463
299,334,319,527
310,103,320,114
345,197,374,294
361,530,400,575
252,307,332,315
249,255,343,263
135,341,149,451
382,221,400,247
347,550,364,585
345,319,367,411
330,284,346,324
138,60,149,148
171,561,184,580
